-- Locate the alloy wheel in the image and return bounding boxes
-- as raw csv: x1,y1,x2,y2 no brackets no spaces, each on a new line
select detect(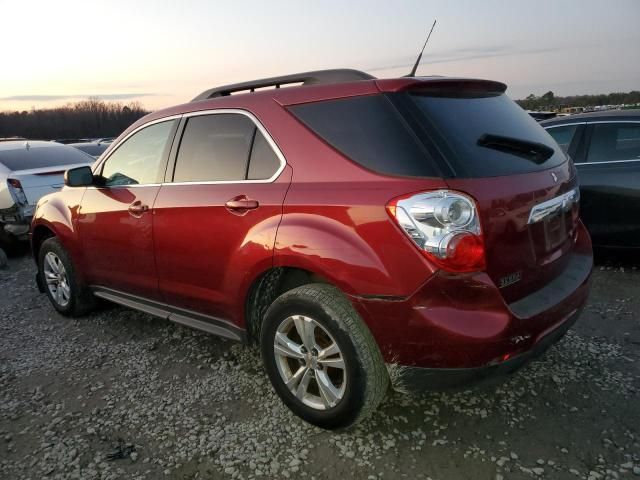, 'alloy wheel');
43,252,71,307
273,315,347,410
